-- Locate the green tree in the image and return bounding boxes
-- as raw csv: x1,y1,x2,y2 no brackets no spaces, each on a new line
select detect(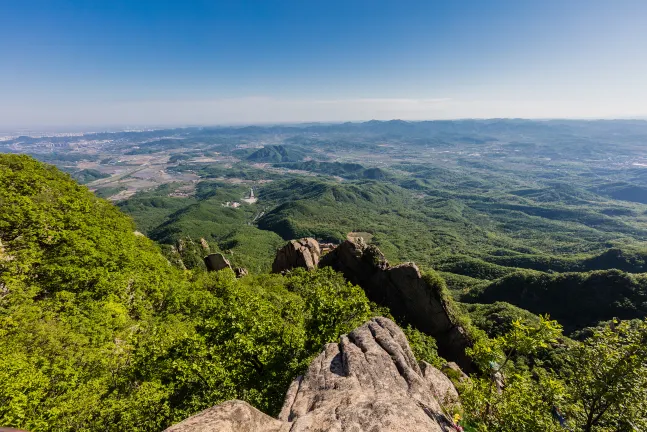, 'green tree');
563,319,647,432
461,316,565,431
